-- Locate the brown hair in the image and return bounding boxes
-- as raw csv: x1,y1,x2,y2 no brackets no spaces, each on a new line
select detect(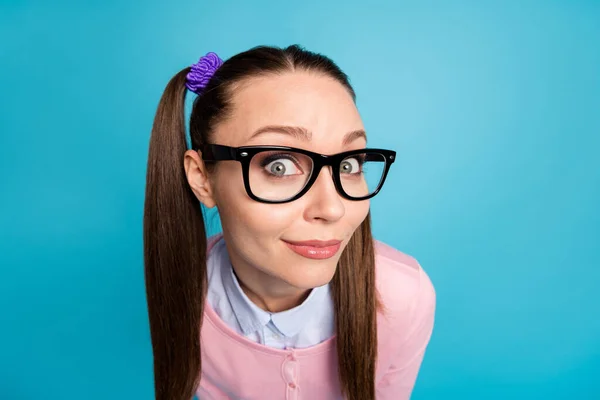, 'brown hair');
143,44,381,400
